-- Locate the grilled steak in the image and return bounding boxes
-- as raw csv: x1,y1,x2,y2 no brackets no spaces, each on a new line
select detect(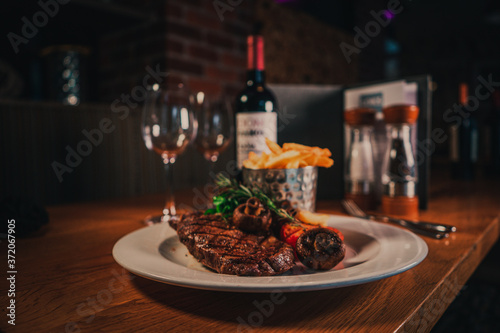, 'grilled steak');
169,213,295,276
